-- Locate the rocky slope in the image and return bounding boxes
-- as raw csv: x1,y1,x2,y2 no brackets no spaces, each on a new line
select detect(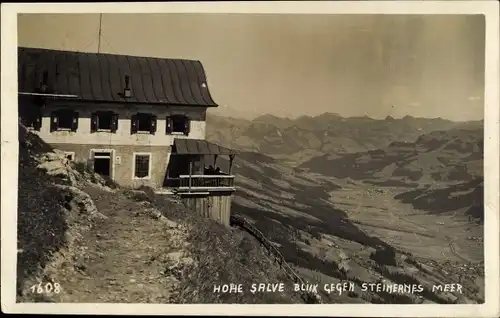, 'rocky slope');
17,123,110,298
